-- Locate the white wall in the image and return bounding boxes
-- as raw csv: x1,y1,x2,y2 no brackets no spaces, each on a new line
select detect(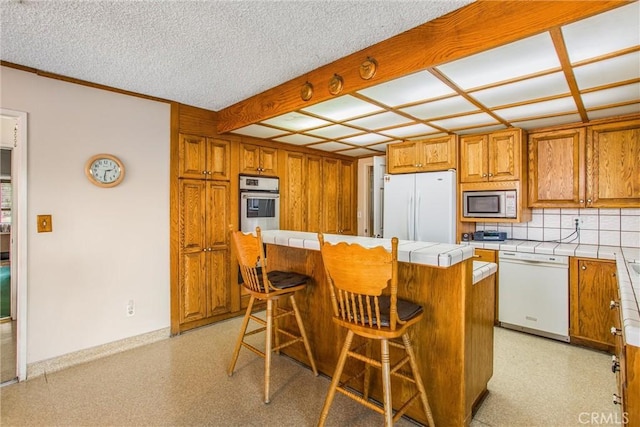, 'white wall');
0,66,171,363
